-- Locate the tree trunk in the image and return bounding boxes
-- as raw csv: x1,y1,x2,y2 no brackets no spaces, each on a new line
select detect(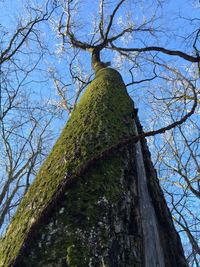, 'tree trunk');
0,67,187,267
